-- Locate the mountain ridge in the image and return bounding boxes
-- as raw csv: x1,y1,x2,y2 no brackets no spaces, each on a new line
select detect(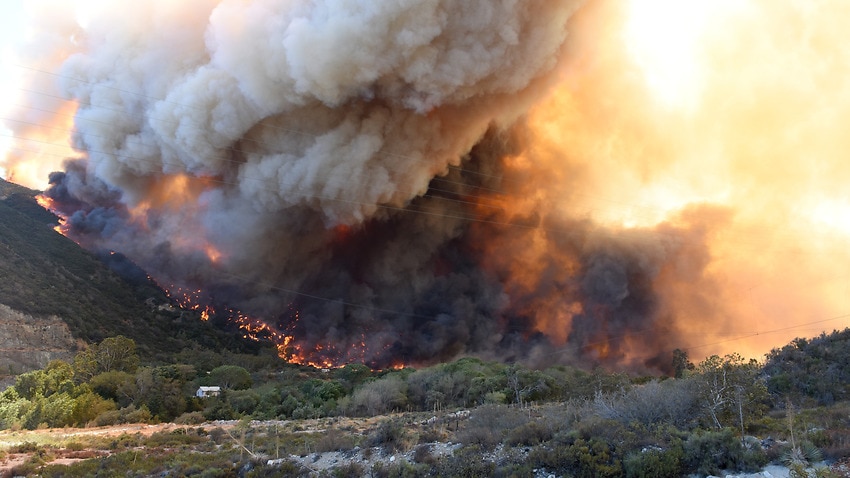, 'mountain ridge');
0,177,270,375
